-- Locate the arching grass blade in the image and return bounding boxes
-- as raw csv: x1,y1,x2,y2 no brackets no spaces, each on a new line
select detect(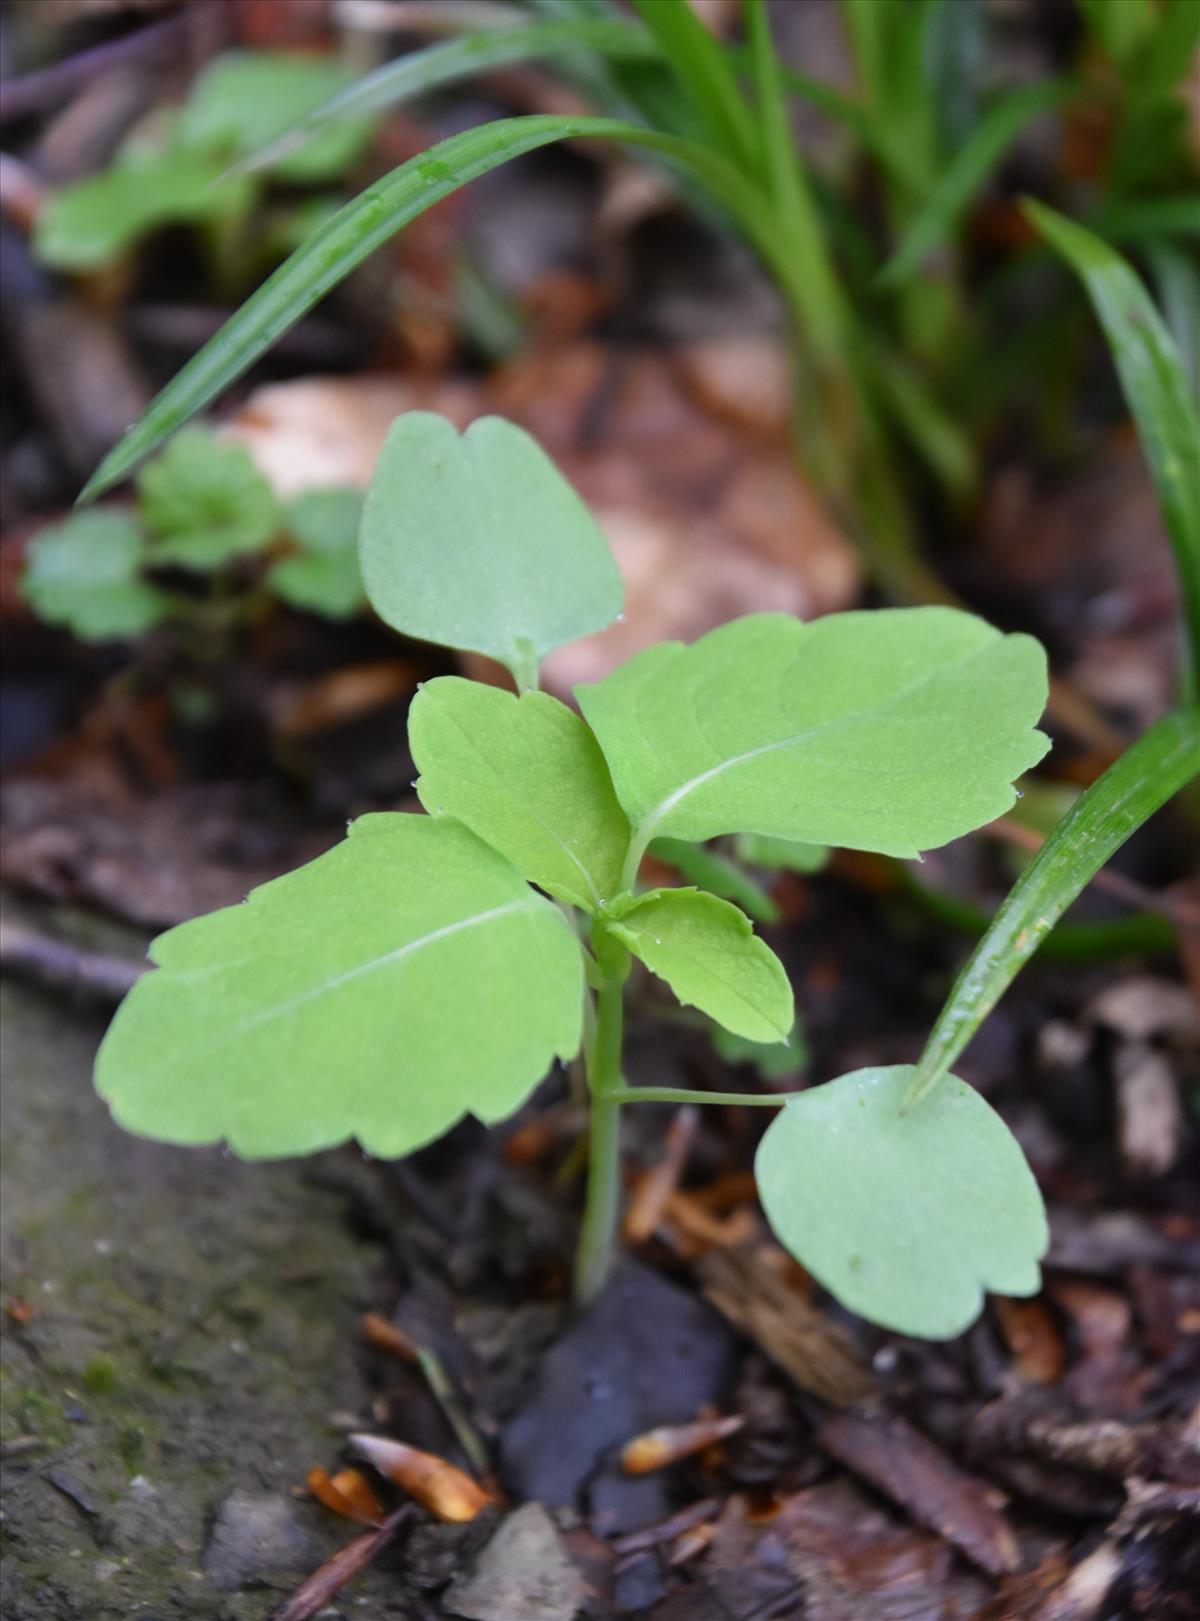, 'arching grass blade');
878,81,1069,287
228,17,663,178
79,115,771,502
1024,201,1200,701
906,708,1200,1107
